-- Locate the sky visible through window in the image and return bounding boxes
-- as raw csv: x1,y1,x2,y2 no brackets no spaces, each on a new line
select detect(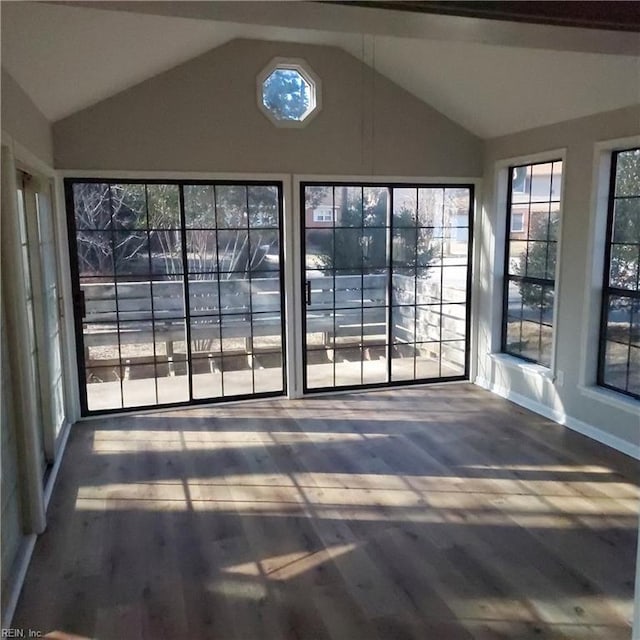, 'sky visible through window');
262,67,312,121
